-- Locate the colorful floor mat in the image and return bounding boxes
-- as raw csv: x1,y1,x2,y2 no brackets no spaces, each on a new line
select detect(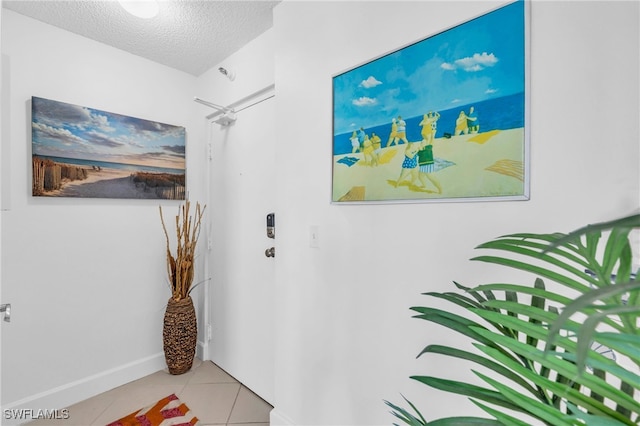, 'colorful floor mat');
106,394,199,426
